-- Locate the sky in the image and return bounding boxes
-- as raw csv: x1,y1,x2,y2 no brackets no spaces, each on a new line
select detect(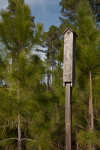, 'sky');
0,0,61,31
